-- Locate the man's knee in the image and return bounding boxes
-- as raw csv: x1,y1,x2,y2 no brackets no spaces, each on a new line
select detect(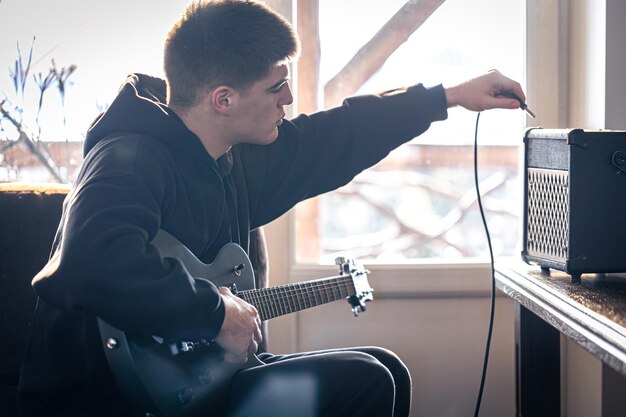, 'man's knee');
320,352,395,416
340,351,395,388
354,347,411,384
